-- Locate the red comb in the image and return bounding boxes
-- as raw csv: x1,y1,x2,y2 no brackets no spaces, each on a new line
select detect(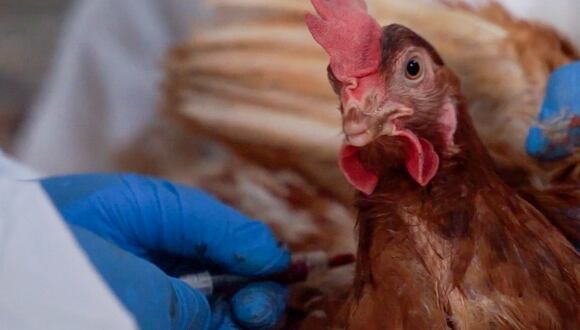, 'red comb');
305,0,382,83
